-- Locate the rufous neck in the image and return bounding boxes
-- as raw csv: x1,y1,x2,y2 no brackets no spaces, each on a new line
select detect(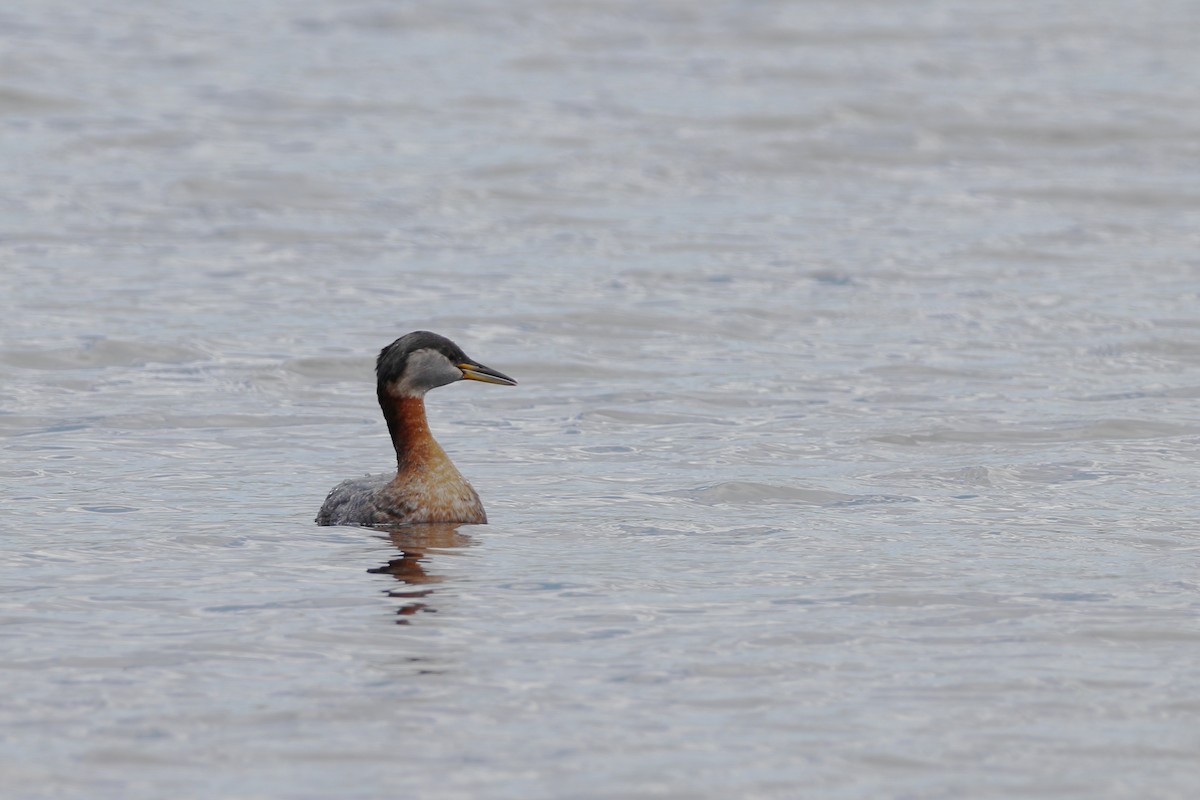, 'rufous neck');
380,394,444,469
